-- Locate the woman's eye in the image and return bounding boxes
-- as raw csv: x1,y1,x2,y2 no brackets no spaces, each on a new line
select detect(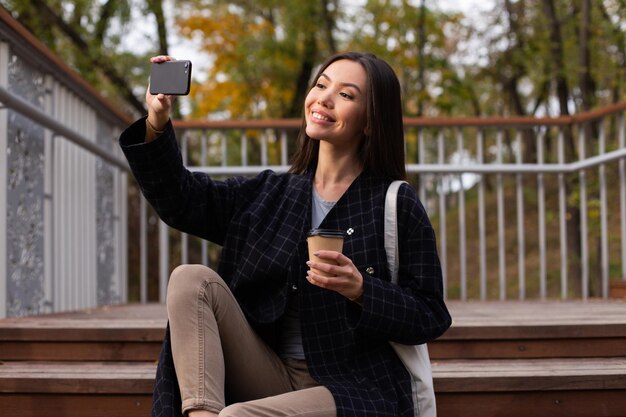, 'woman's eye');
340,92,354,100
316,83,326,89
